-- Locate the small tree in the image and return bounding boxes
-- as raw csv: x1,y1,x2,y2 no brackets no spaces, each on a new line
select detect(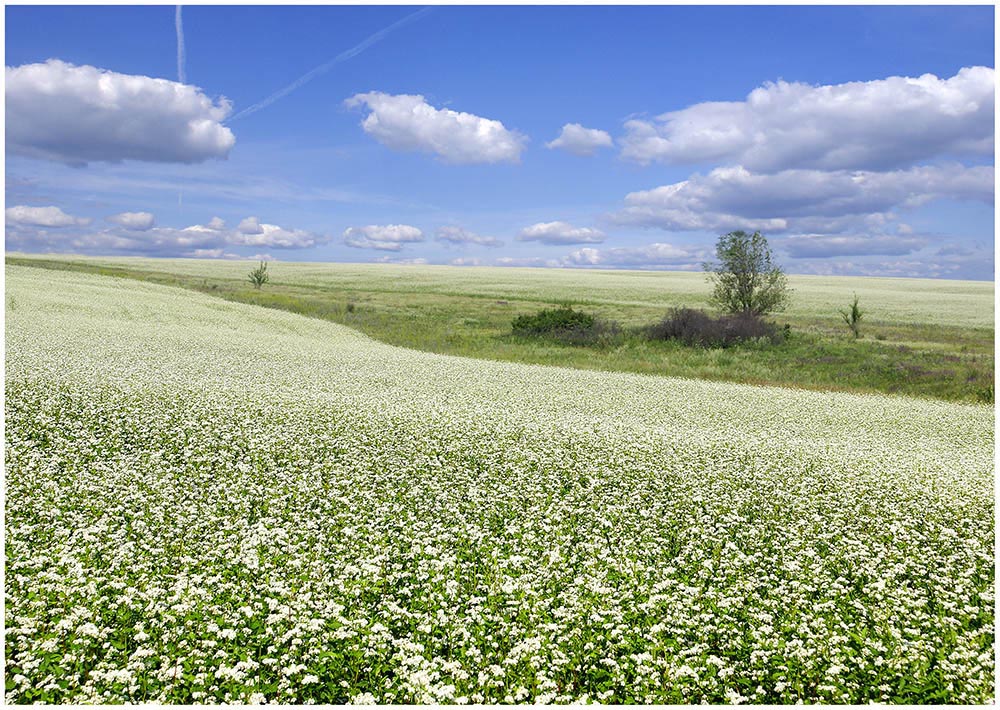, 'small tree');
248,261,269,290
703,230,789,316
840,293,864,339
